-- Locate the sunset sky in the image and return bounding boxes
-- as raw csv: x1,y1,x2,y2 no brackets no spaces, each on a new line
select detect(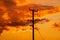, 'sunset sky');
17,0,60,6
0,0,60,40
30,0,60,6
